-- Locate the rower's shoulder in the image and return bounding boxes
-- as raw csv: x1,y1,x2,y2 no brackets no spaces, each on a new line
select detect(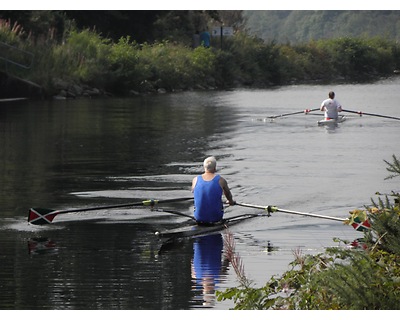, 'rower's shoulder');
218,175,228,186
